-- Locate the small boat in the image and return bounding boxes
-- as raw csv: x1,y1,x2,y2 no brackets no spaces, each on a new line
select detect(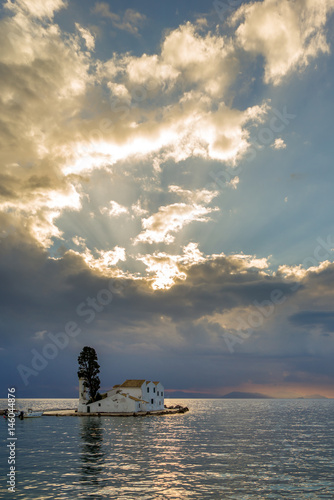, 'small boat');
23,409,43,418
